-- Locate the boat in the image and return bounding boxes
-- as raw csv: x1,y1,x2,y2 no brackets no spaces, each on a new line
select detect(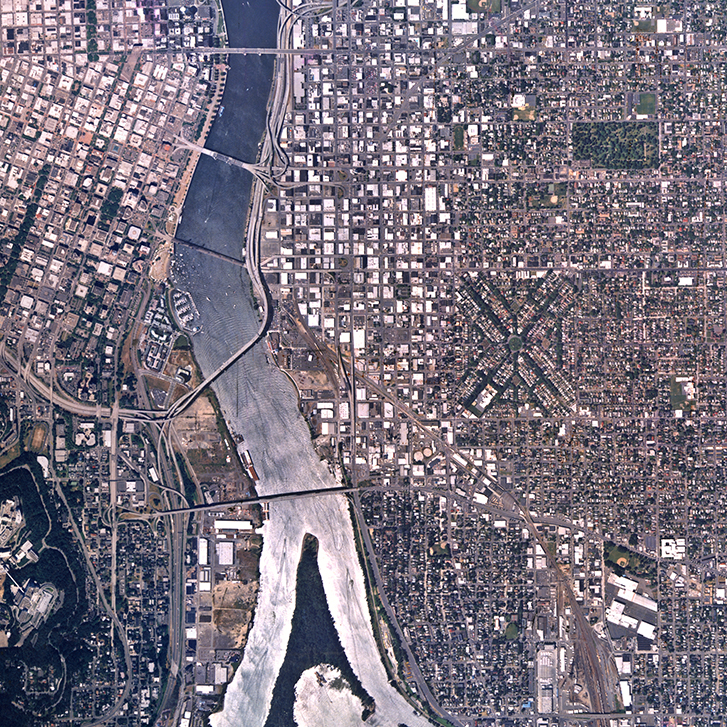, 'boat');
218,105,225,117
